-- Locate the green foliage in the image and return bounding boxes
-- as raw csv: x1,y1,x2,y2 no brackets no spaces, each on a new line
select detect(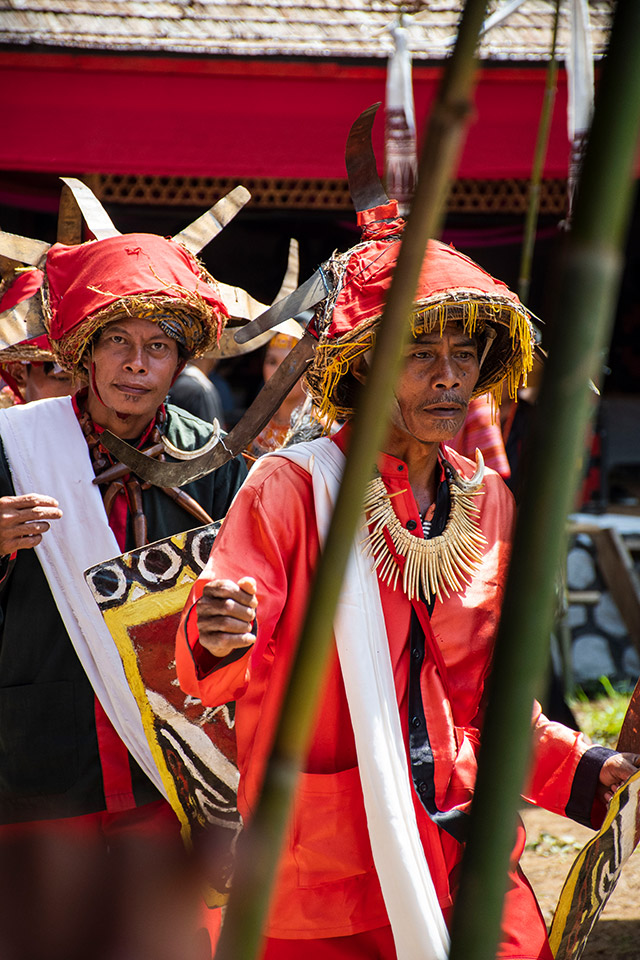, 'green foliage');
569,676,631,749
524,831,583,857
